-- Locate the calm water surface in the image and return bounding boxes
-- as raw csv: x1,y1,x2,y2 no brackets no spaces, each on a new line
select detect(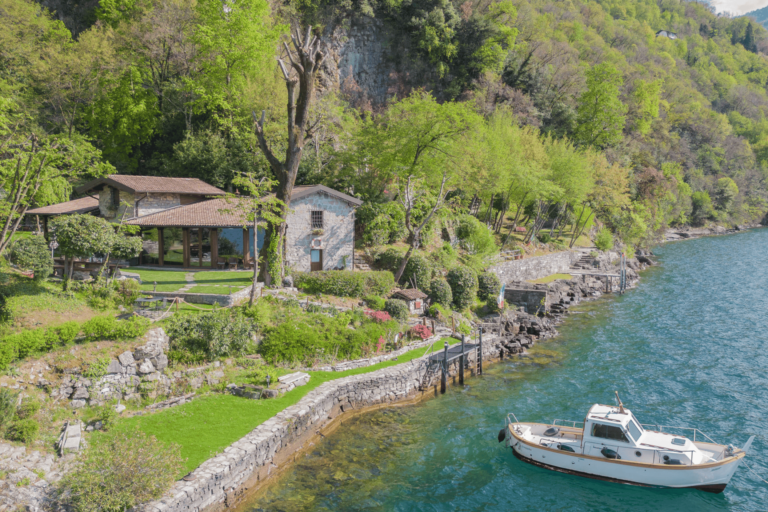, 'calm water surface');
244,229,768,511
